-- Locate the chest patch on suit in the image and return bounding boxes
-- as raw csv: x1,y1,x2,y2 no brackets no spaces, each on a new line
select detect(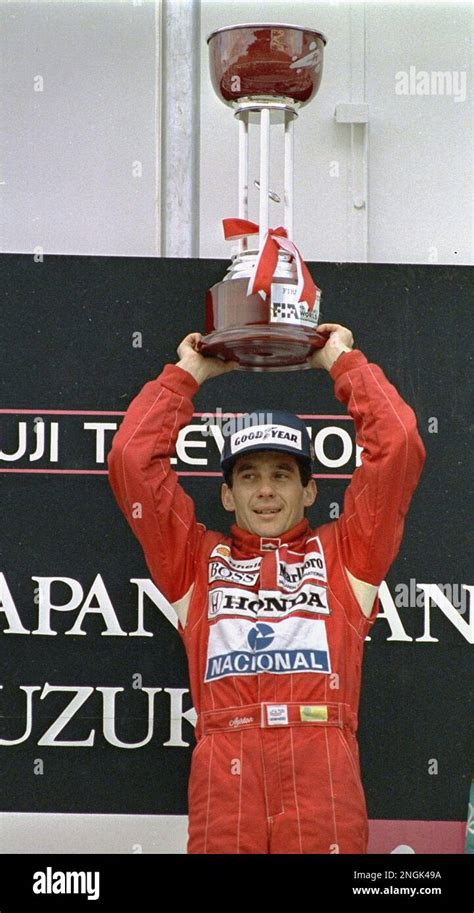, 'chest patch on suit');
208,560,260,588
204,536,332,682
208,583,329,619
204,616,332,682
277,550,327,590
